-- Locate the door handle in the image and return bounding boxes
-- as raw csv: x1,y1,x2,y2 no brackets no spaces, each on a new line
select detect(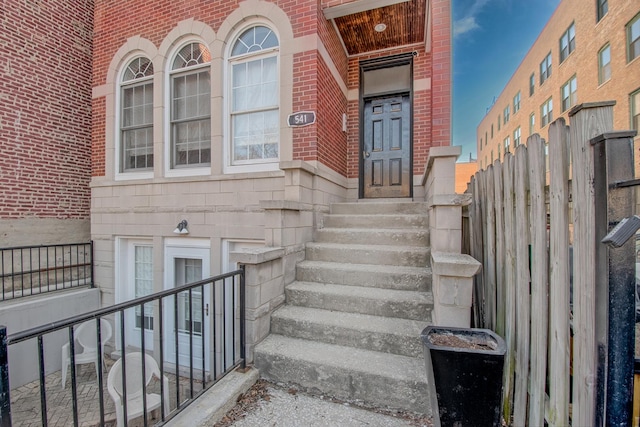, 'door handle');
363,150,370,159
